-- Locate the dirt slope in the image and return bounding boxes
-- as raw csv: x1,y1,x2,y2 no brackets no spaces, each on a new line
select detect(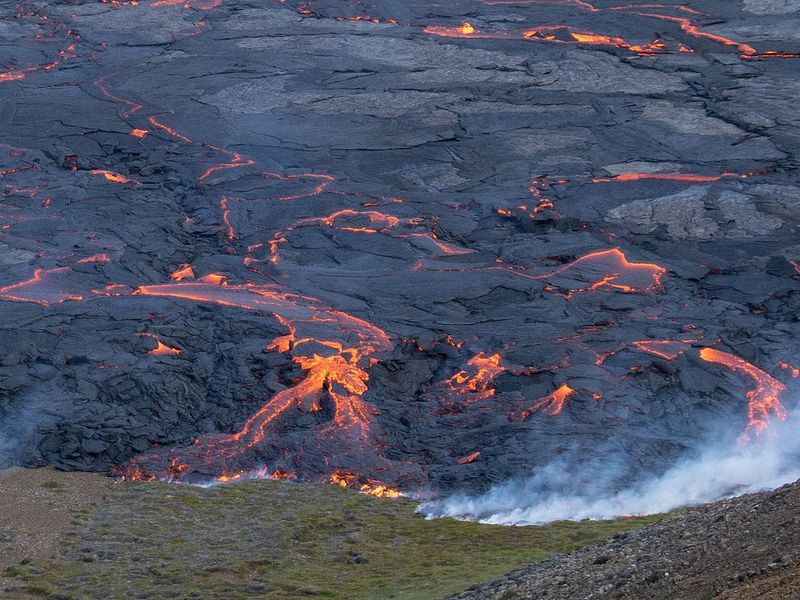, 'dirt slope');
450,479,800,600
